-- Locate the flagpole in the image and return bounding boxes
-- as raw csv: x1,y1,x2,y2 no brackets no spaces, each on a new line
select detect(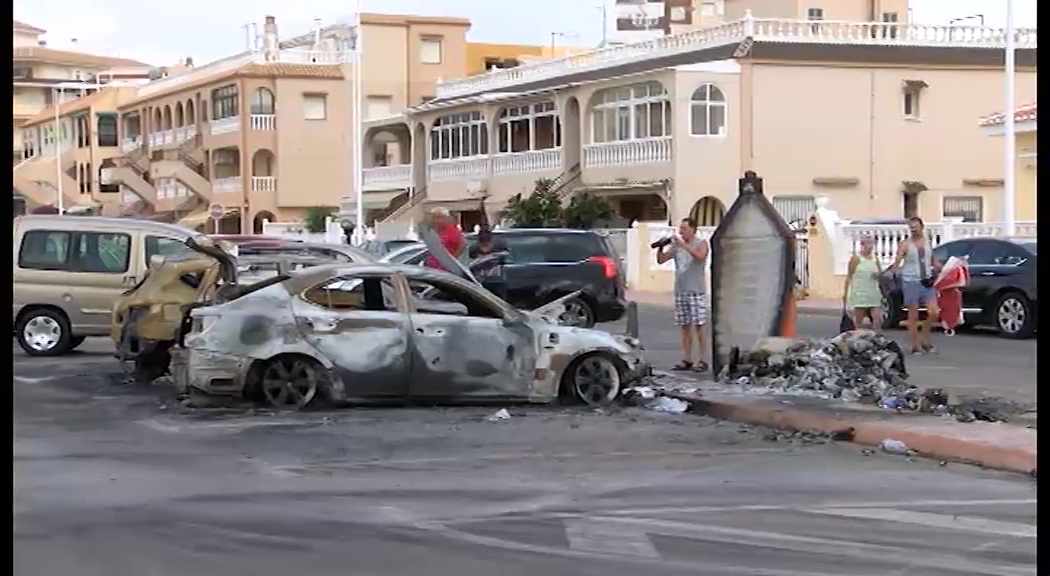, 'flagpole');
352,0,365,244
1002,0,1016,236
